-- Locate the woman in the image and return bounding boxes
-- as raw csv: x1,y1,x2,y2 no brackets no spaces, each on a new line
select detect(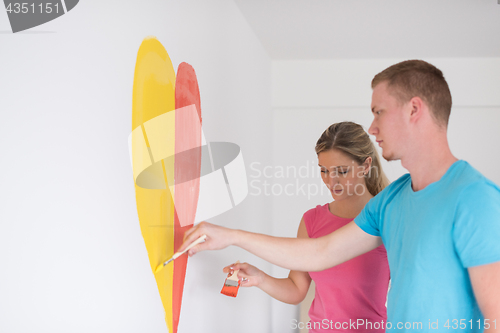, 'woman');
223,122,390,332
